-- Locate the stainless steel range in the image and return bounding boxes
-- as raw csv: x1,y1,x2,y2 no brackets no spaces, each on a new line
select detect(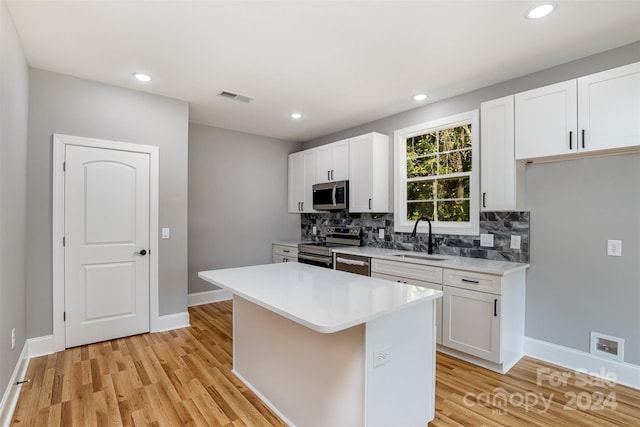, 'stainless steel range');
297,226,361,268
